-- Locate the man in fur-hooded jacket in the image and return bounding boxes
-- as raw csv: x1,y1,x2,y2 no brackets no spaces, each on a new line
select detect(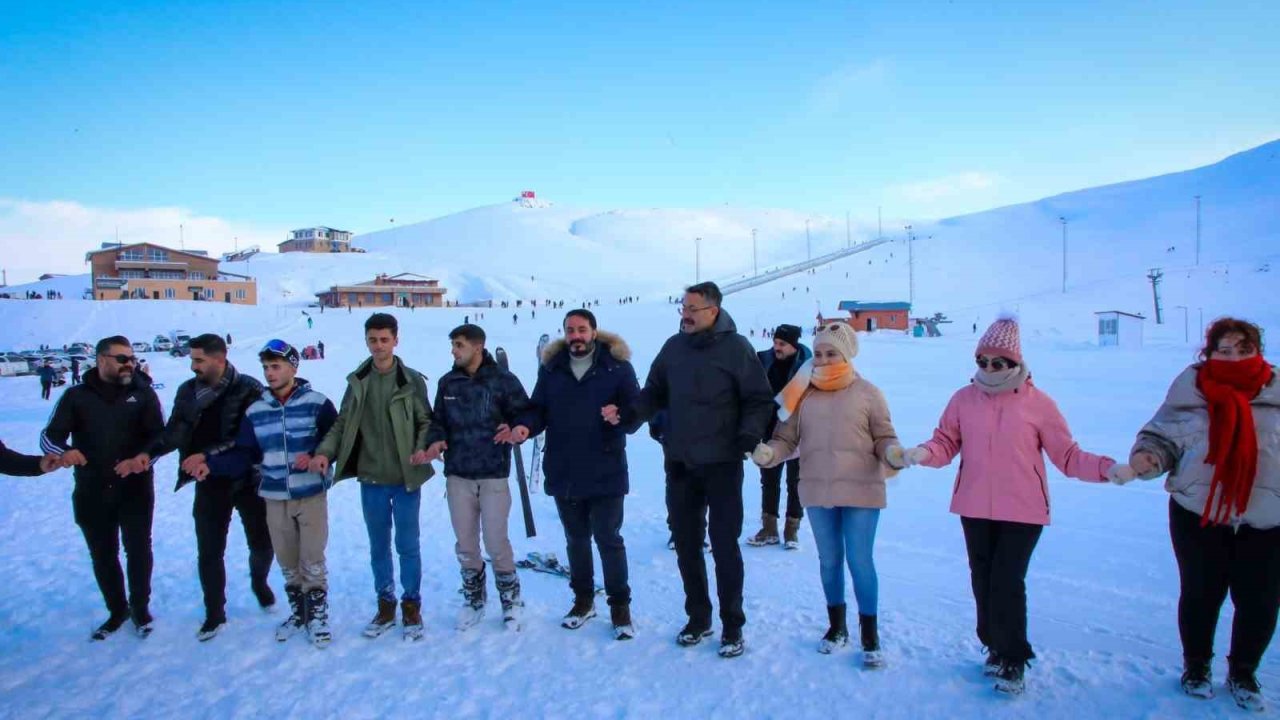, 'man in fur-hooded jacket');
511,309,641,640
